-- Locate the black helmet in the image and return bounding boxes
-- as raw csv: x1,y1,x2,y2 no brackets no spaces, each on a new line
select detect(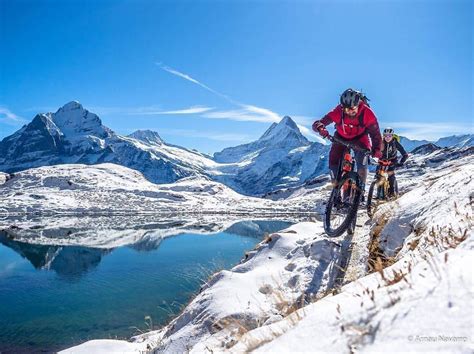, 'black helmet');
383,127,394,135
340,88,362,108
